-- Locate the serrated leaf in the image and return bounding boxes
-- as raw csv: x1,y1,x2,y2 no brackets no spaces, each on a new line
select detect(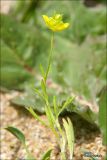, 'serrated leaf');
5,126,25,144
